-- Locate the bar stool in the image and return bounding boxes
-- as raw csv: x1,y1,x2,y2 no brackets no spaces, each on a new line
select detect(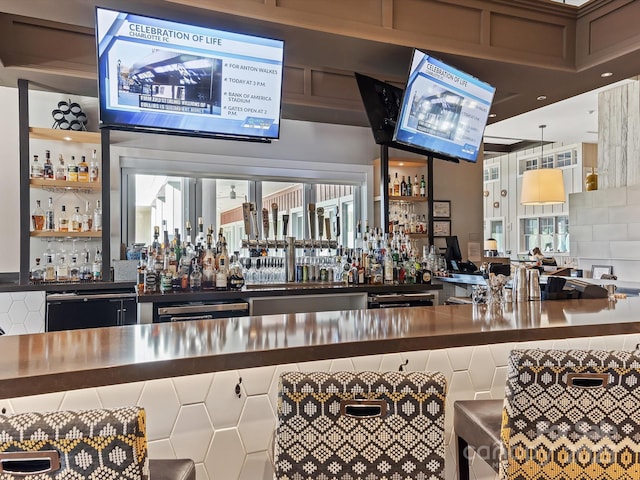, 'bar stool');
454,399,502,480
150,459,196,480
